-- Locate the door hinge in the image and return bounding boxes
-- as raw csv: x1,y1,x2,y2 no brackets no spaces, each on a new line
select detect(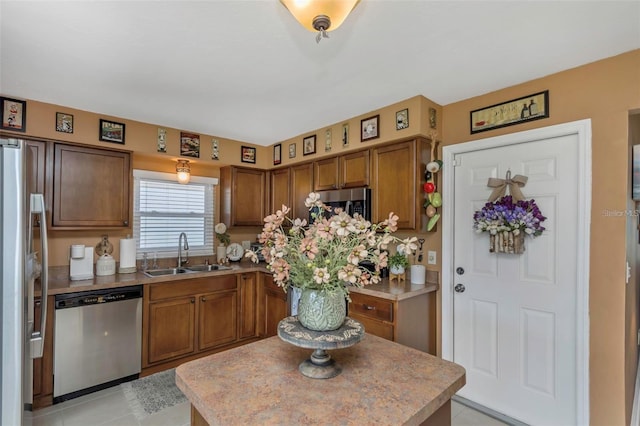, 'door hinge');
452,157,461,167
